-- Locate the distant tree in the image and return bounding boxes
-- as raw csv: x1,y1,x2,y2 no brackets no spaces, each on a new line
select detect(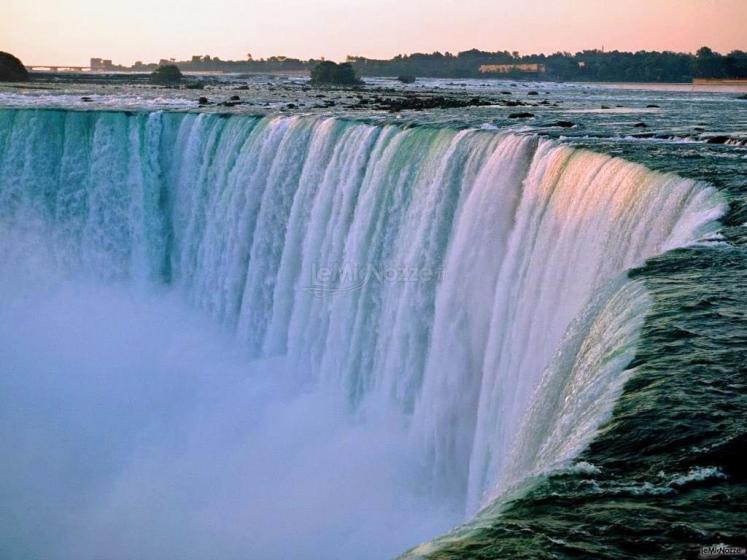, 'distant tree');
149,64,183,85
0,51,29,82
310,61,362,85
695,46,727,78
724,50,747,79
